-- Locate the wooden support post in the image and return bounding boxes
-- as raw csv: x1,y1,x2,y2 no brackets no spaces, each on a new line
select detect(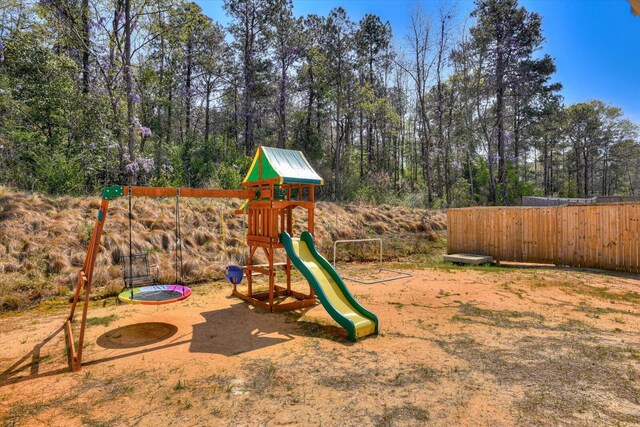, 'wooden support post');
66,199,110,371
286,256,292,294
309,186,315,236
280,208,285,236
247,245,257,298
264,246,273,311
